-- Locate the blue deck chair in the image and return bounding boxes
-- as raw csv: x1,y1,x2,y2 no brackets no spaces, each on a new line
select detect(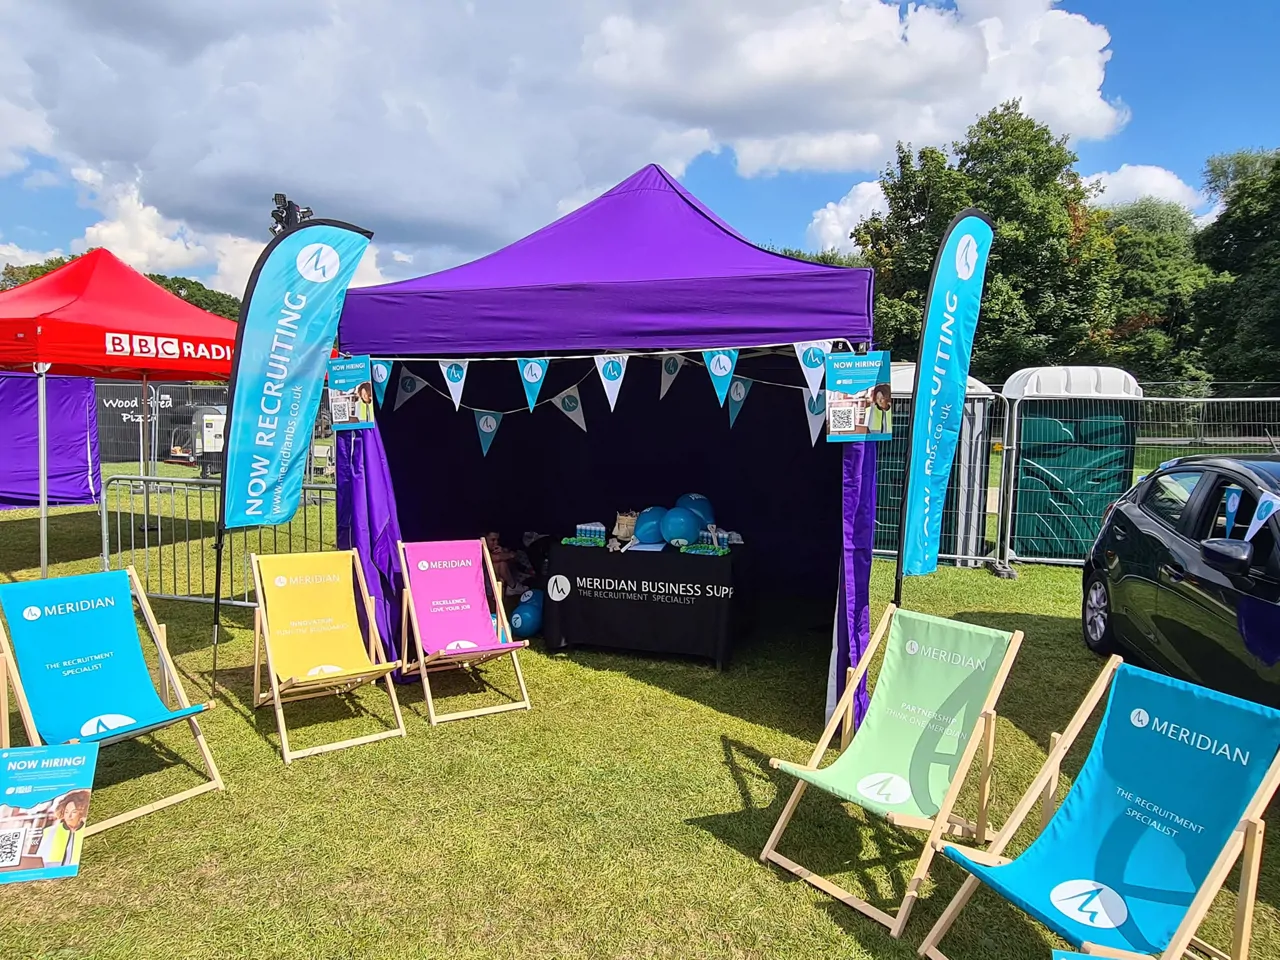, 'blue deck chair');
918,656,1280,960
0,568,224,835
